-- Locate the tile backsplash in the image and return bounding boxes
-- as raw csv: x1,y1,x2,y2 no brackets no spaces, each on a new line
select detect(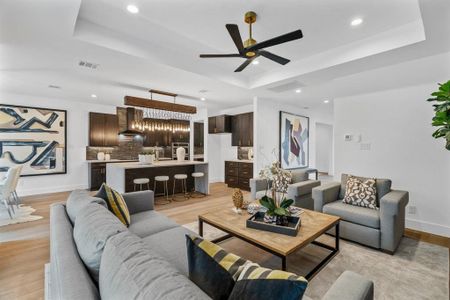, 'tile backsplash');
238,147,254,160
86,135,143,160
